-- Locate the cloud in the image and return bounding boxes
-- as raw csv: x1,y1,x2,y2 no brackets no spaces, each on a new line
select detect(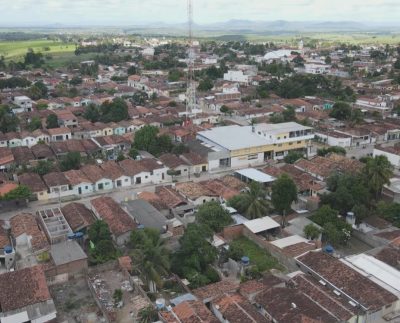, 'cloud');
1,0,399,25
